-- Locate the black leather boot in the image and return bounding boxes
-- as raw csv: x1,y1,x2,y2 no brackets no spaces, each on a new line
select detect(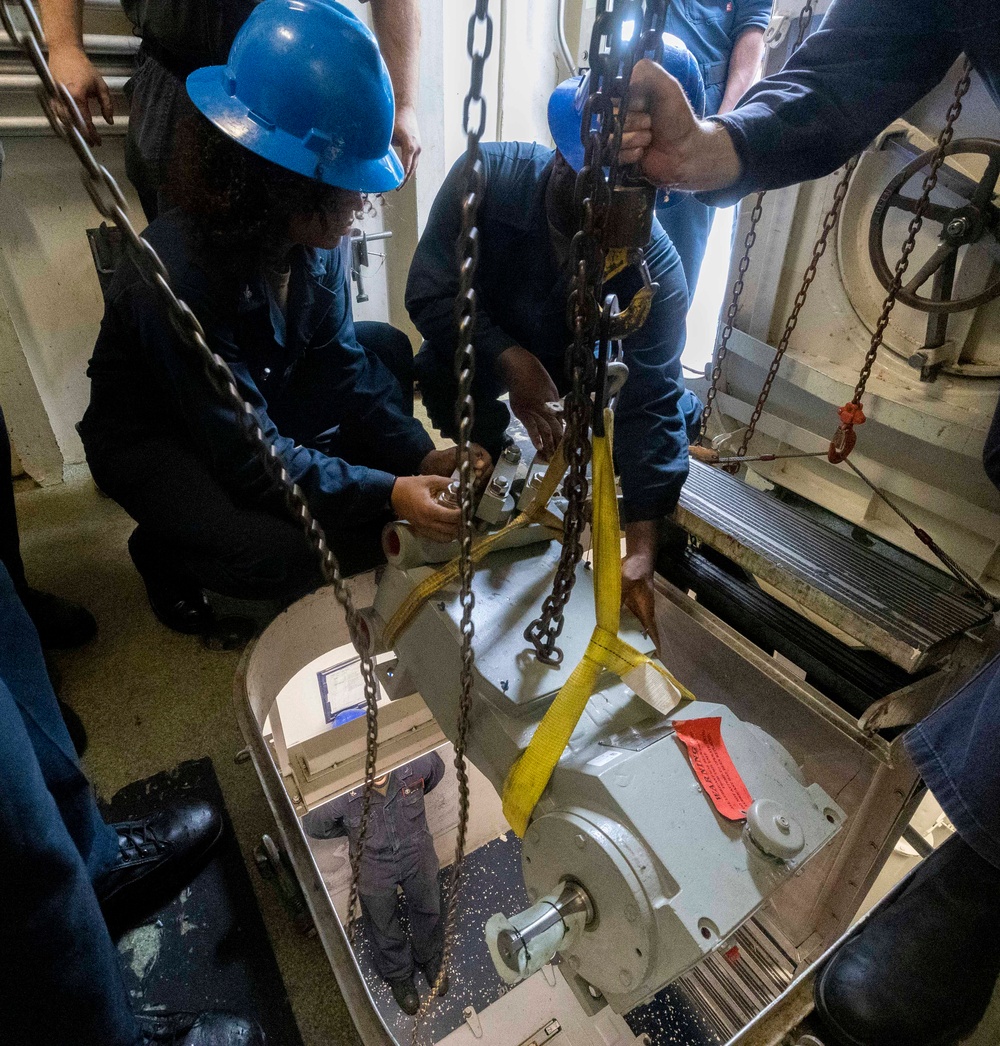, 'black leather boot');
137,1010,264,1044
389,976,421,1015
814,835,1000,1046
20,586,98,648
96,798,223,924
128,528,214,635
